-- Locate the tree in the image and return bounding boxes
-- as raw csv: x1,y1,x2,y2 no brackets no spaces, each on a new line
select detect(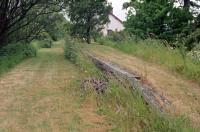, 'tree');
124,0,173,39
123,0,200,49
68,0,112,44
40,13,71,41
183,0,200,9
0,0,67,47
